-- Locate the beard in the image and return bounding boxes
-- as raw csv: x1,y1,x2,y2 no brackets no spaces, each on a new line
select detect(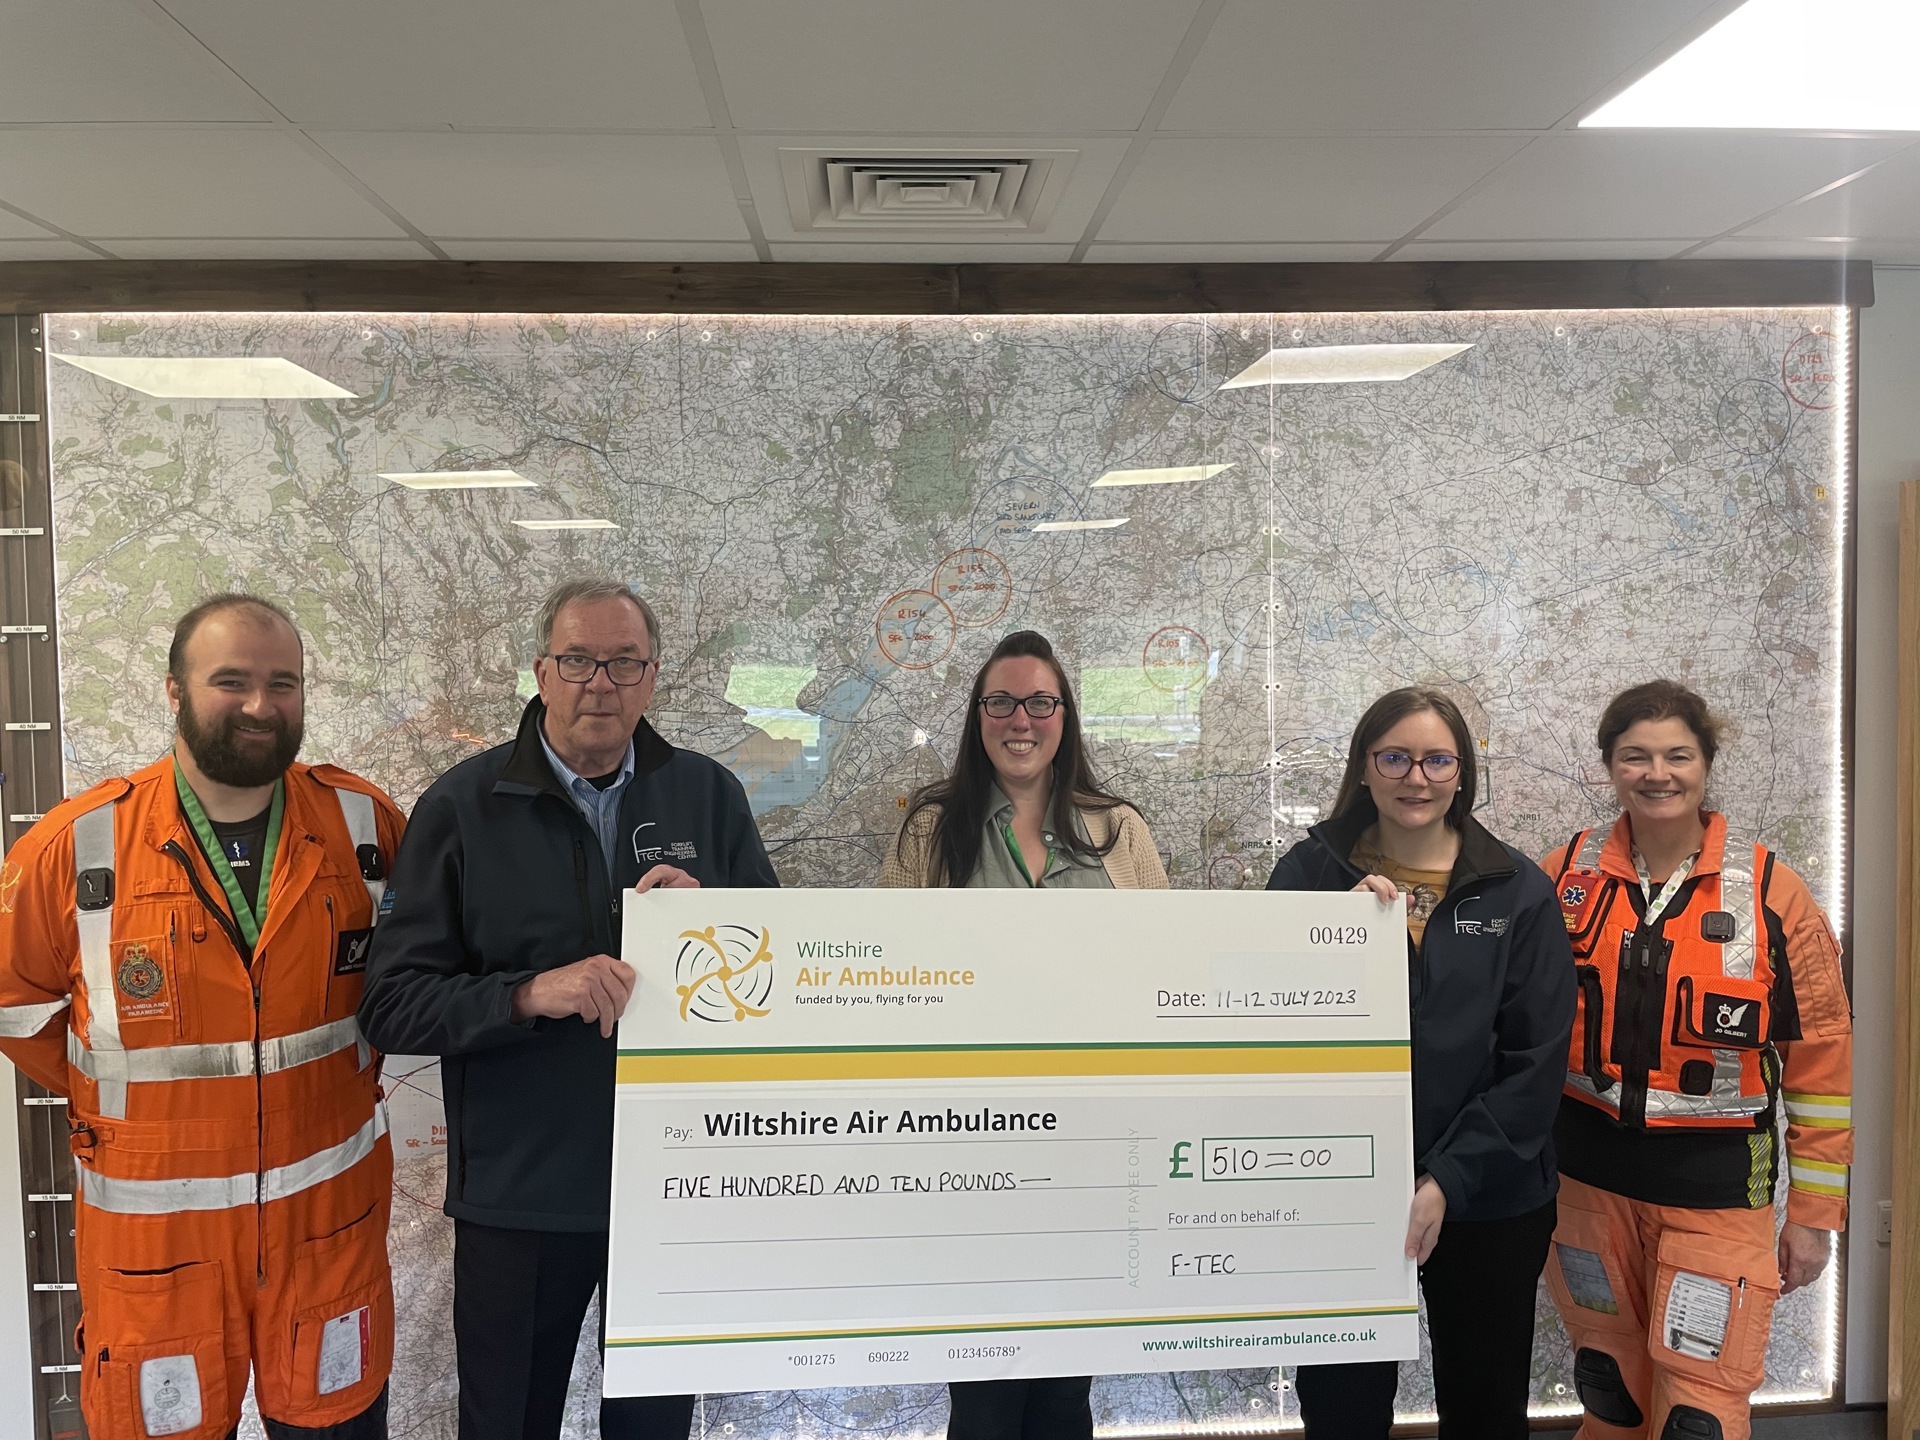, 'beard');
176,692,304,788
